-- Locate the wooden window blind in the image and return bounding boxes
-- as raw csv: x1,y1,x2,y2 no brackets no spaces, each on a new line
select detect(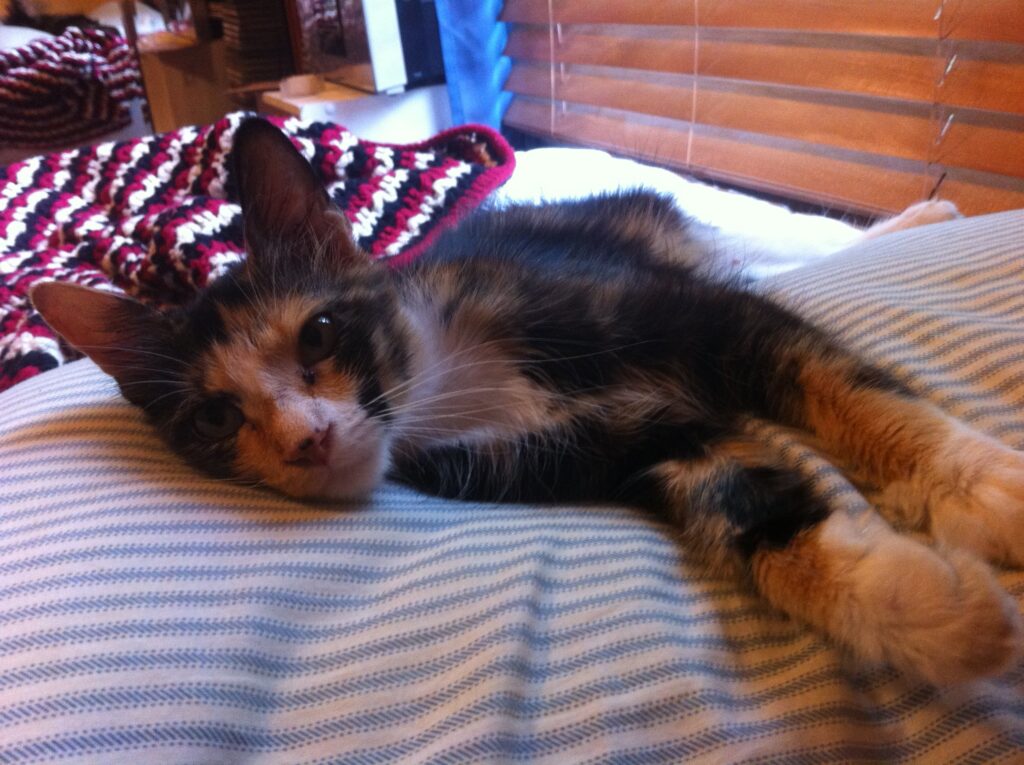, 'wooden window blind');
500,0,1024,217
